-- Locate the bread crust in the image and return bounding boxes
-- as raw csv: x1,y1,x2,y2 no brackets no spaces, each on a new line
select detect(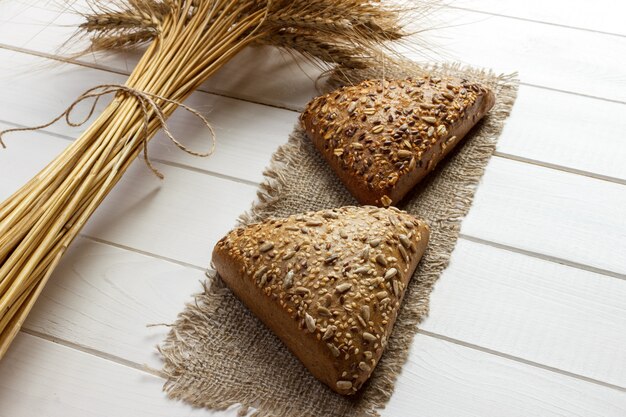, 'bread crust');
212,206,429,394
301,77,496,206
